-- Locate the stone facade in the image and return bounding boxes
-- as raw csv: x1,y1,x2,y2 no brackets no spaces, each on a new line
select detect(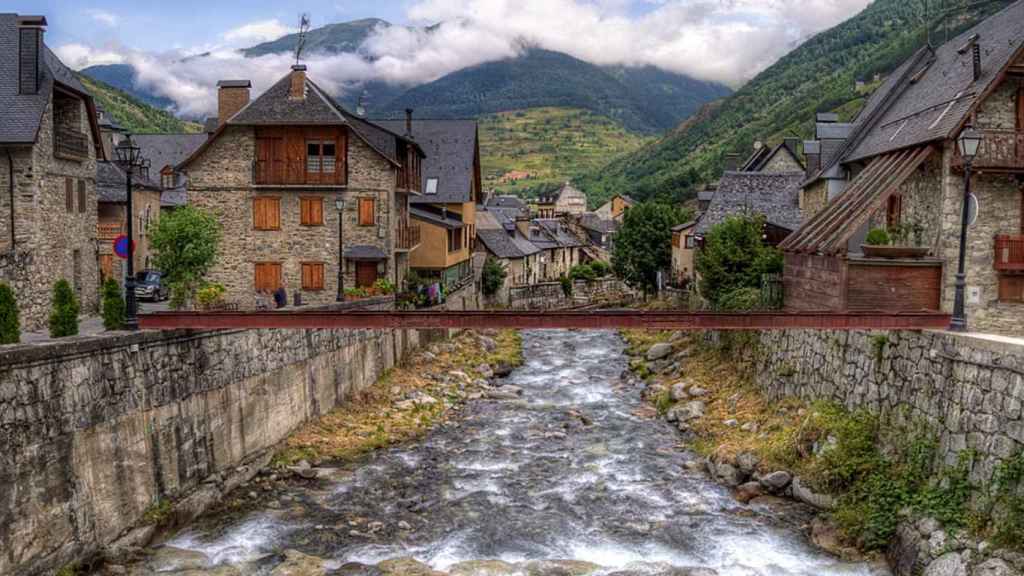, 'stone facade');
0,299,426,576
800,179,828,221
98,187,163,284
750,329,1024,487
340,135,400,290
0,93,100,331
761,148,803,173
